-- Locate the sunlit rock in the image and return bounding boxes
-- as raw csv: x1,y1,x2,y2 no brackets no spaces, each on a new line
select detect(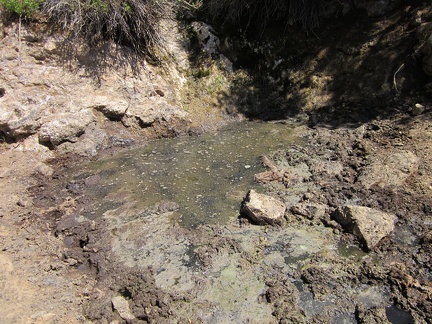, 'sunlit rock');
333,205,397,250
112,295,136,321
357,150,420,189
241,190,286,226
88,96,129,119
39,109,95,146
